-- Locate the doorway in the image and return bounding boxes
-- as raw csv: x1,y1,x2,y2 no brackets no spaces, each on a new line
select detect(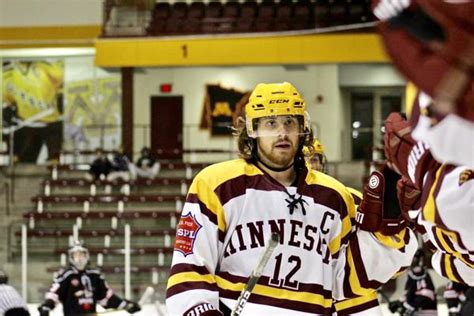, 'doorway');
150,96,183,160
